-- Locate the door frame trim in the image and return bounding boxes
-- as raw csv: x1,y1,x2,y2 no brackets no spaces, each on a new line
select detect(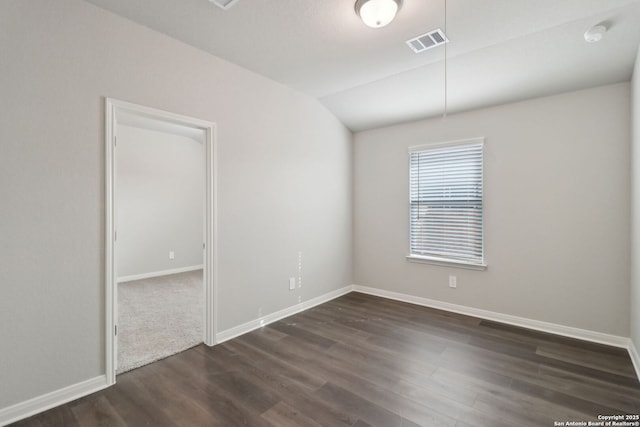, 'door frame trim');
105,98,217,386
